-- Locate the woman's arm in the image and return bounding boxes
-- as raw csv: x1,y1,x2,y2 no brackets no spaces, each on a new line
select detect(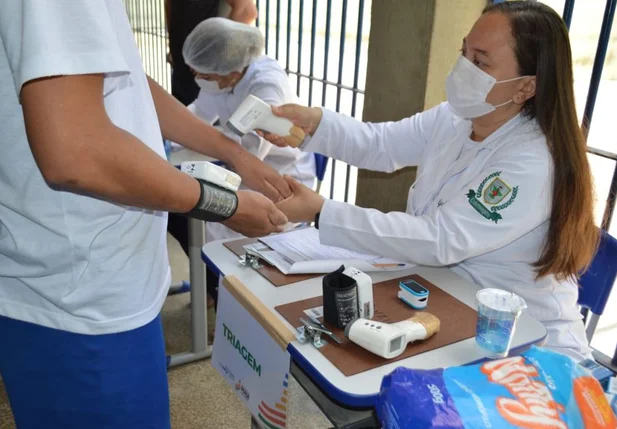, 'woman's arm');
316,148,551,265
265,103,448,173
